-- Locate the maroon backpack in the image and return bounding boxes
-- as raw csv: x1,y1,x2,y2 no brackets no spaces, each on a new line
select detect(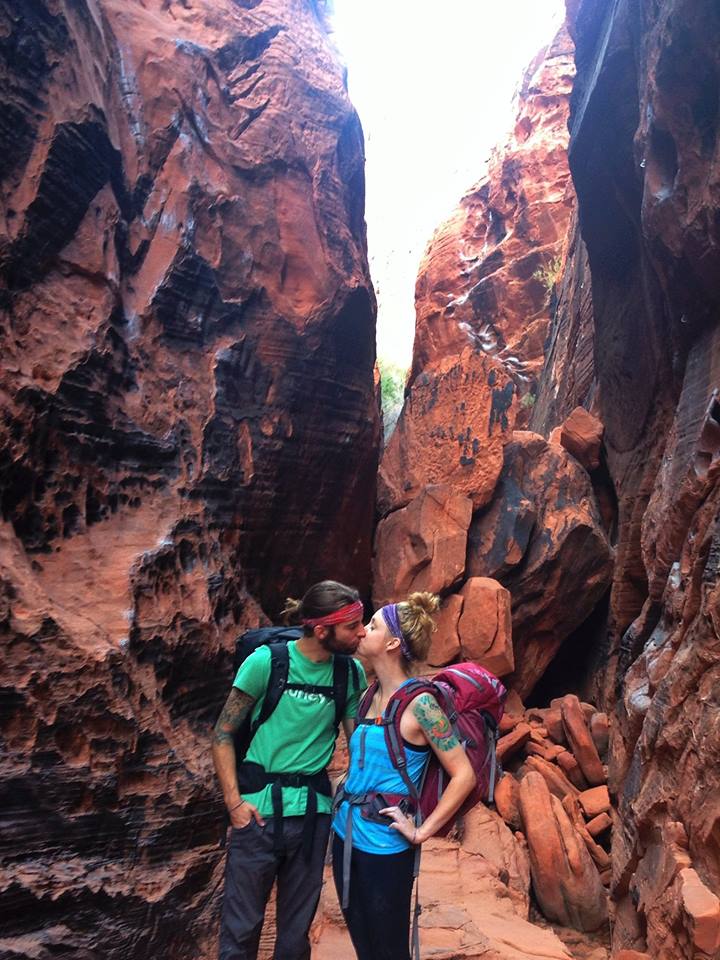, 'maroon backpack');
358,662,507,832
